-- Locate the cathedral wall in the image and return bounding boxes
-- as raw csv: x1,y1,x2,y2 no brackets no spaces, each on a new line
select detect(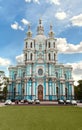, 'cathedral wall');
7,19,74,101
